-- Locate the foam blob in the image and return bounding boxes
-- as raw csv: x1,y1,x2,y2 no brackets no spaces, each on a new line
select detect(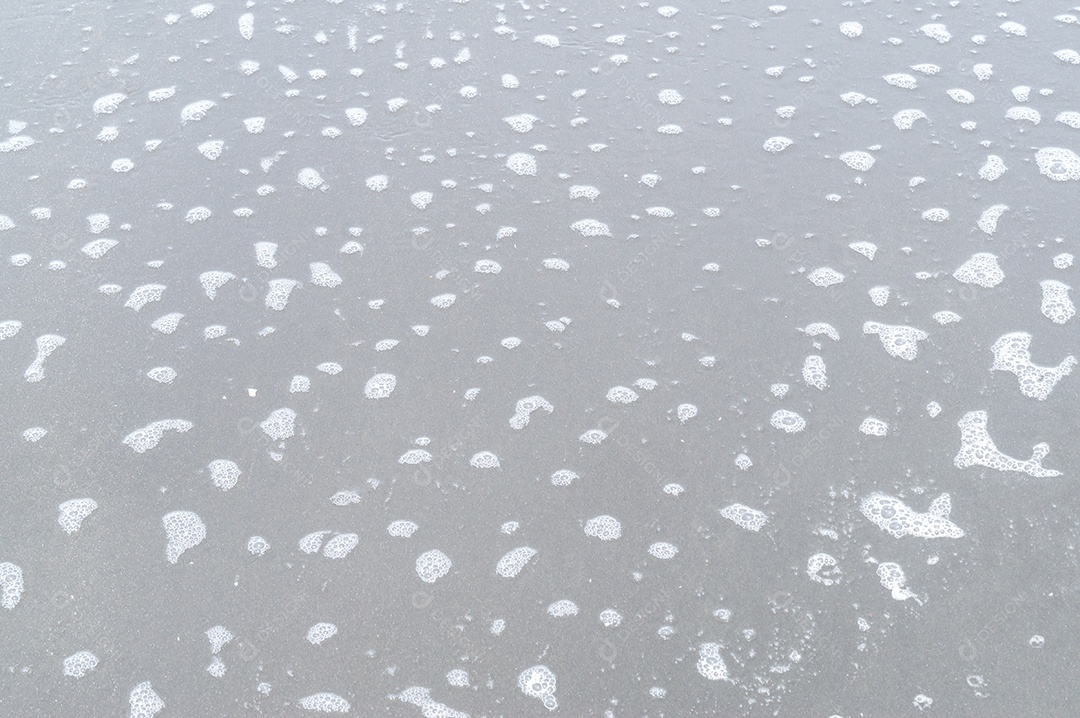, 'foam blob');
260,408,296,441
696,643,732,681
518,665,558,710
860,492,964,538
122,419,193,453
992,332,1076,400
0,562,24,609
415,549,452,583
954,410,1062,477
298,693,350,713
62,650,99,678
1040,280,1075,324
770,409,806,433
719,503,768,531
58,498,97,534
162,510,207,563
128,681,165,718
863,321,928,361
953,253,1004,288
364,373,397,399
496,546,536,578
